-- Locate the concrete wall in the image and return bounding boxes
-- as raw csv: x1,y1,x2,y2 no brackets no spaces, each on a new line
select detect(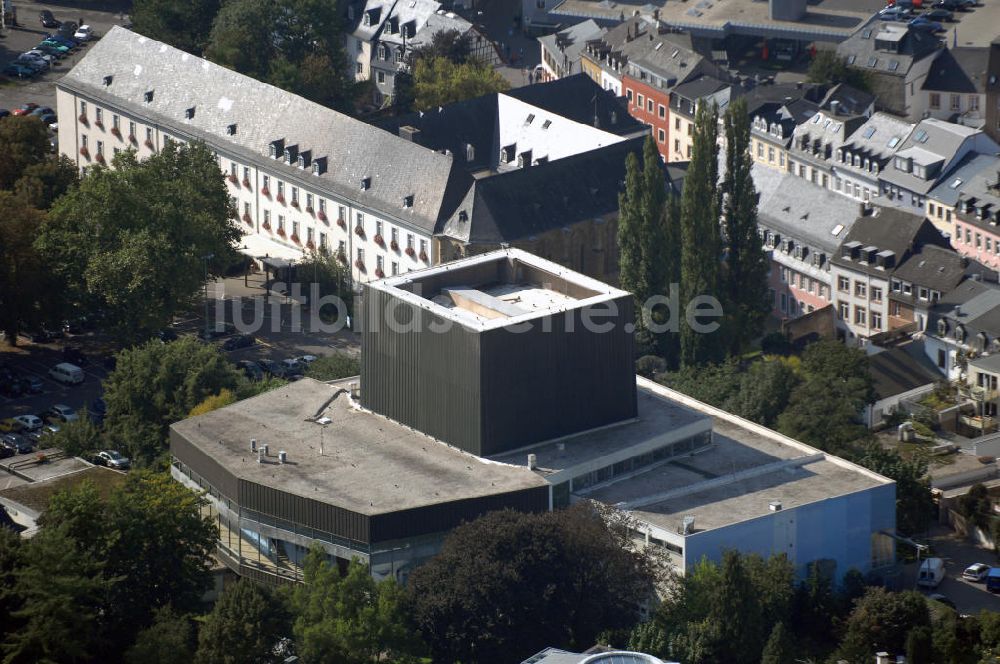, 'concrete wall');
683,481,897,580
